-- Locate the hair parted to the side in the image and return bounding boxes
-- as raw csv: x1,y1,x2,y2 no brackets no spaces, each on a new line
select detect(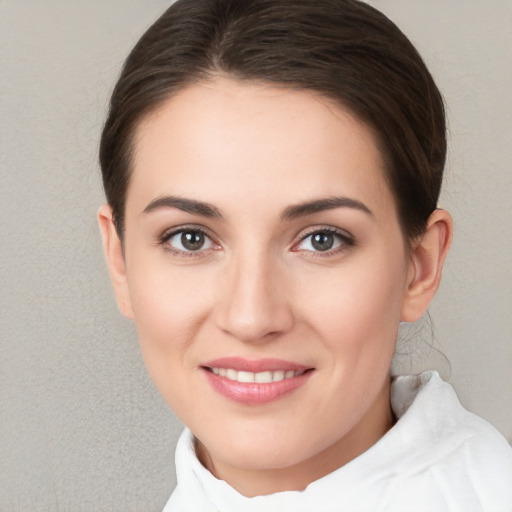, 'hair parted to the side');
99,0,446,241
